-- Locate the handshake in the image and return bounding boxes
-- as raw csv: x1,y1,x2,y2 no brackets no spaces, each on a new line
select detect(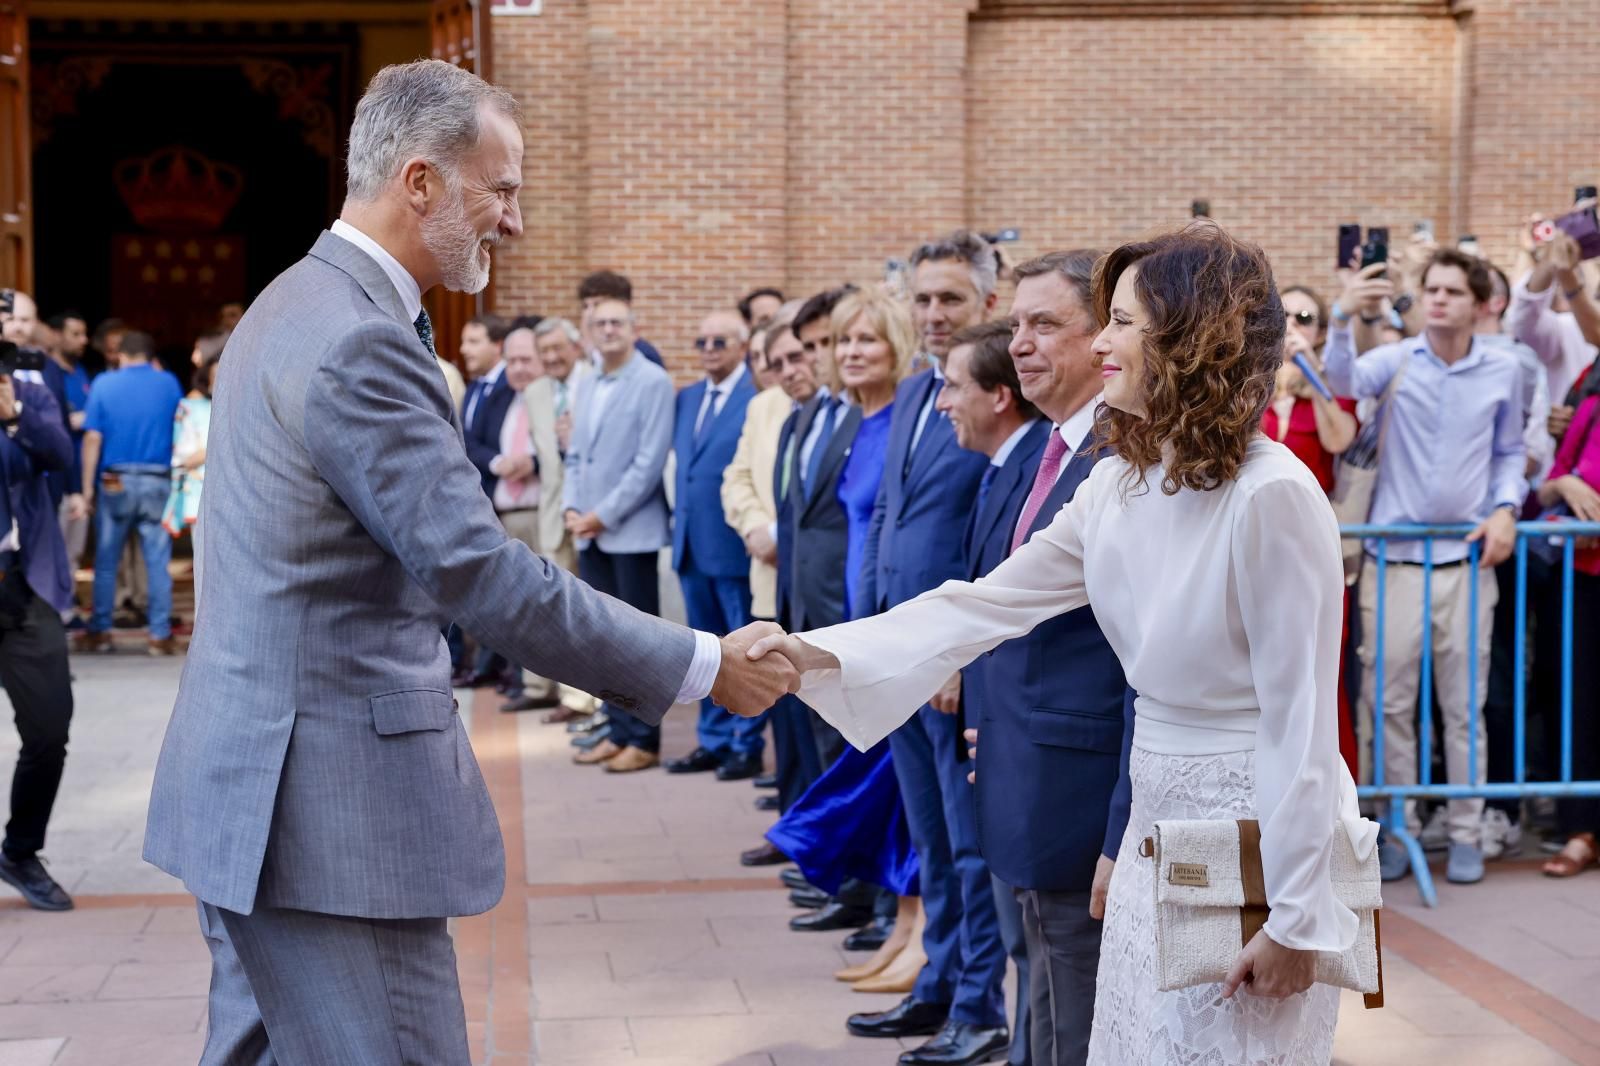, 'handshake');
708,622,836,718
